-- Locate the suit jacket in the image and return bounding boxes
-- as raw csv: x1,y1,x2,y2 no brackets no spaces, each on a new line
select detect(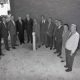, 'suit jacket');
7,20,16,35
25,18,33,32
16,19,25,34
1,22,9,38
0,21,2,38
55,26,64,41
47,22,55,37
40,20,48,34
33,22,40,37
53,24,58,37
